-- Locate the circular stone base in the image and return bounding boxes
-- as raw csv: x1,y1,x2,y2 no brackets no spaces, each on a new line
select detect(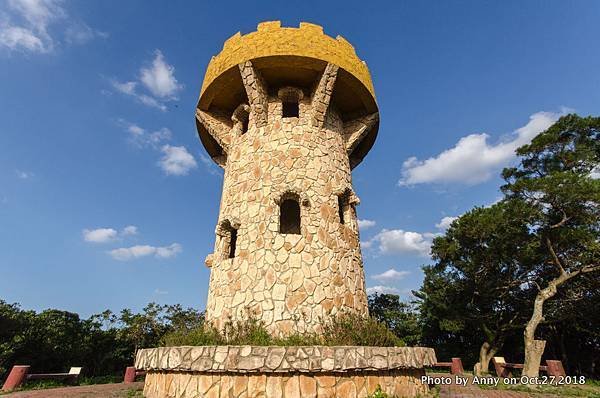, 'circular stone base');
135,346,437,398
